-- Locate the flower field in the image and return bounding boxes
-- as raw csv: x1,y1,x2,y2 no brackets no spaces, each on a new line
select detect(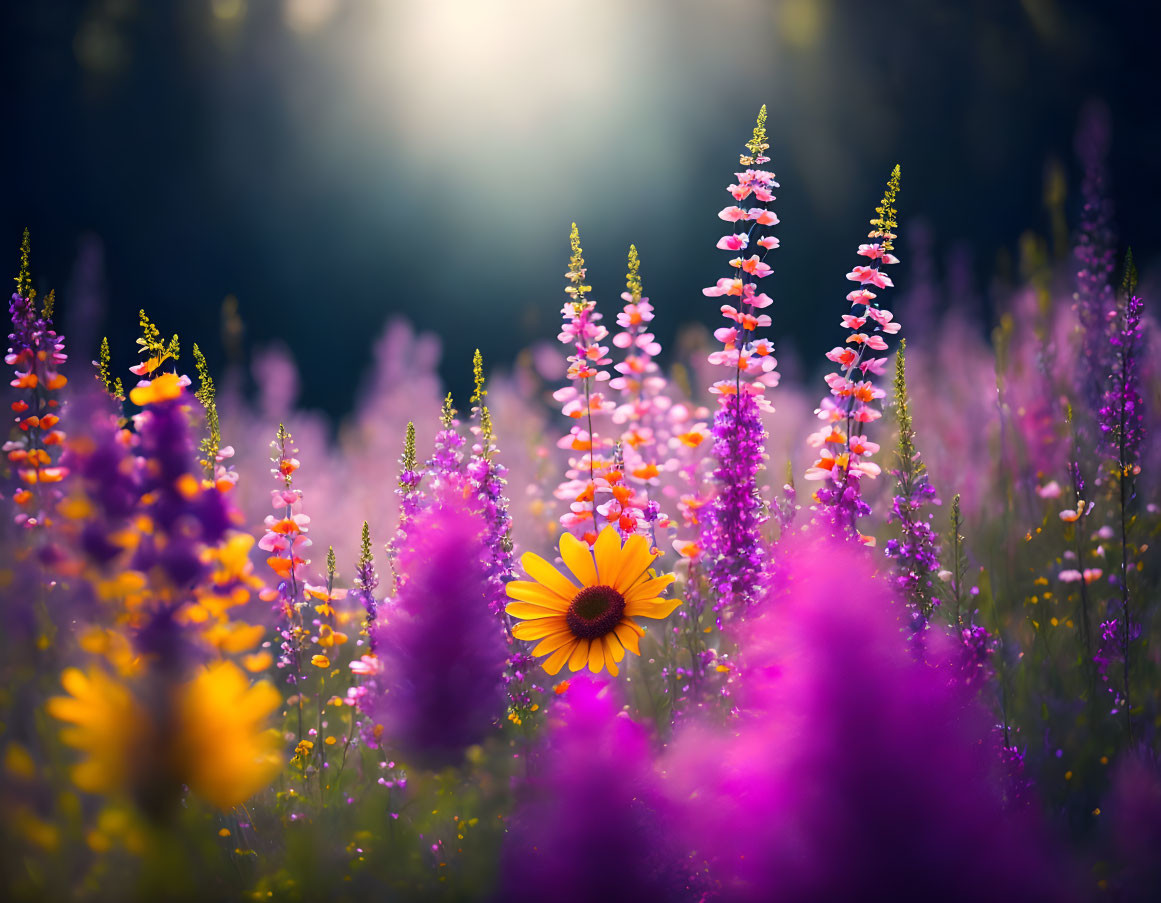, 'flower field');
2,103,1159,902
